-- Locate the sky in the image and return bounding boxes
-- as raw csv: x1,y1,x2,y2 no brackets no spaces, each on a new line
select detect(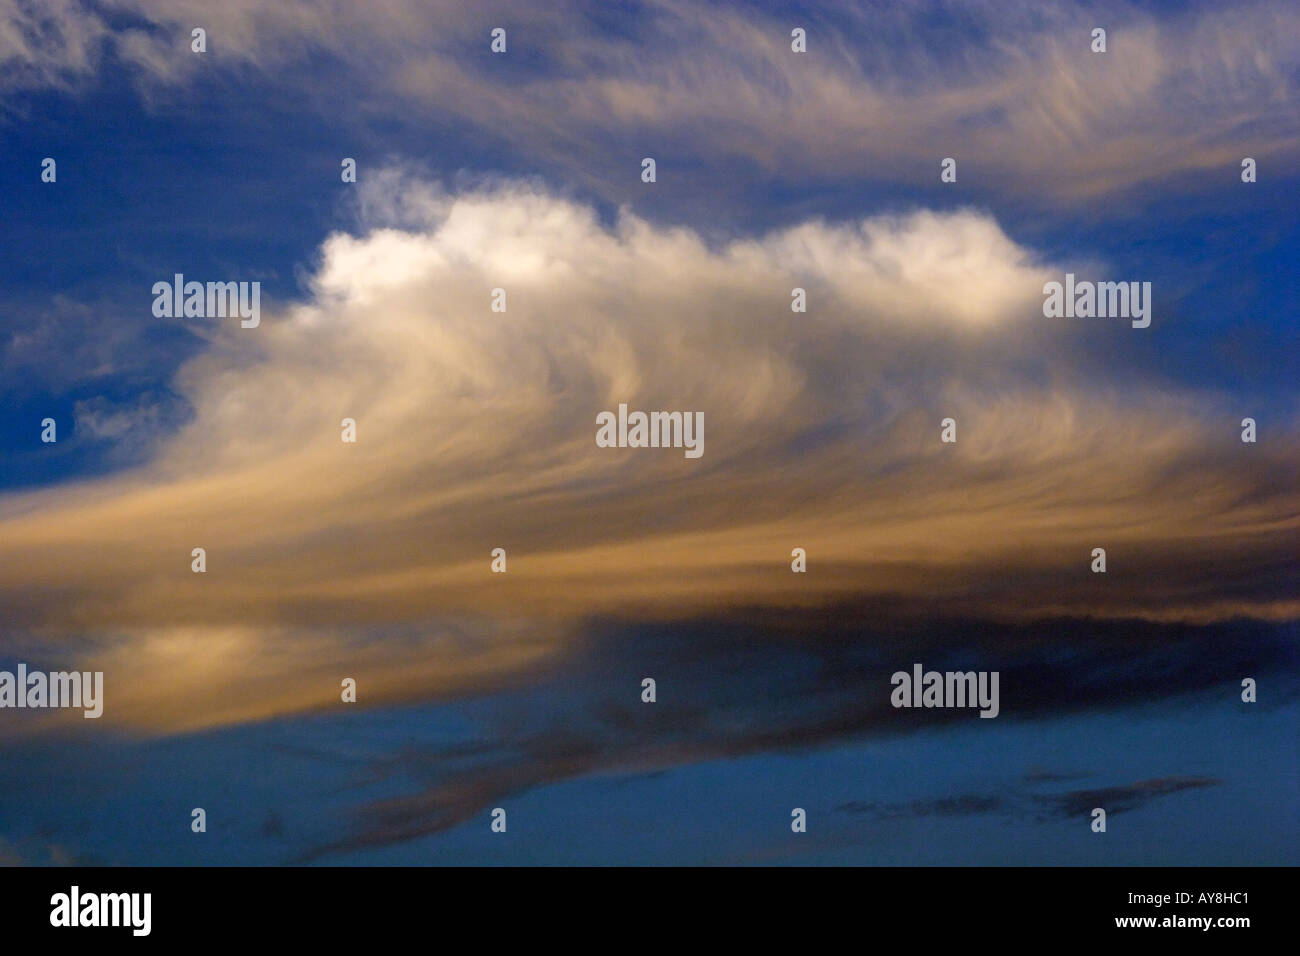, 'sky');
0,0,1296,865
